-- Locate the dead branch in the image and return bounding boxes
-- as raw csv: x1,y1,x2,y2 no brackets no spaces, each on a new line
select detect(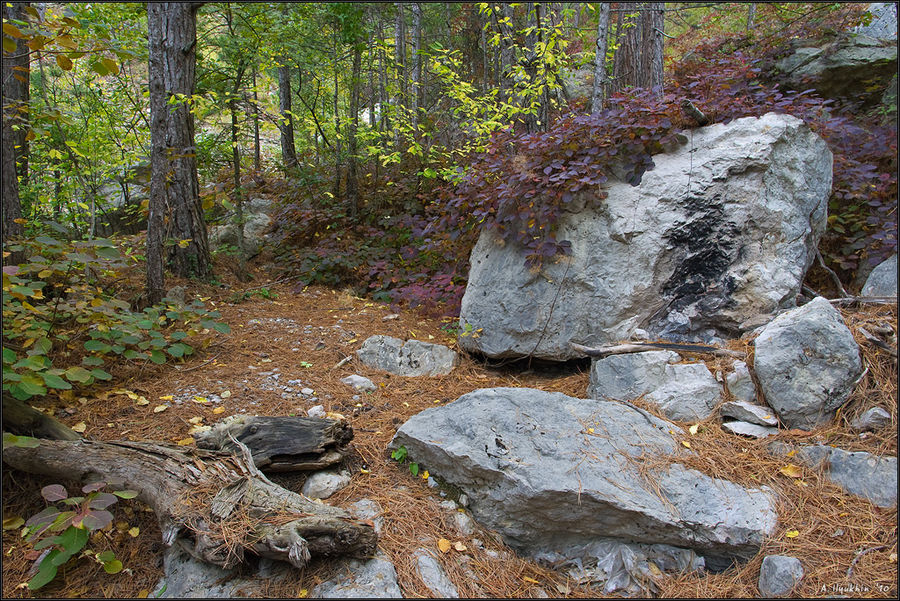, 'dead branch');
569,341,746,359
